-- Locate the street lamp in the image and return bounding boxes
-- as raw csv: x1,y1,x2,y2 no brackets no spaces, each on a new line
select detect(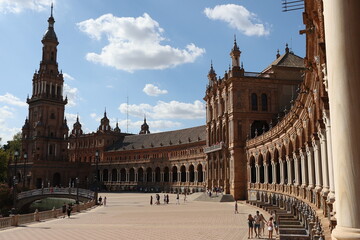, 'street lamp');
12,150,19,213
23,152,28,188
95,150,99,205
